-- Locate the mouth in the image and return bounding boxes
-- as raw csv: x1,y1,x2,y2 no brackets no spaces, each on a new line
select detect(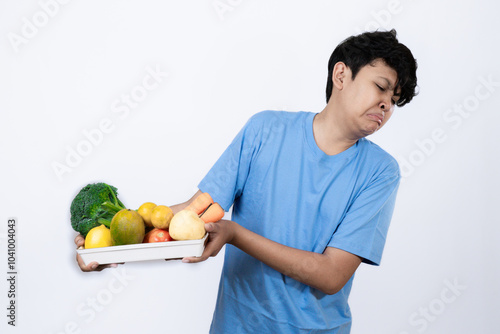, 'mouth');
367,113,384,125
